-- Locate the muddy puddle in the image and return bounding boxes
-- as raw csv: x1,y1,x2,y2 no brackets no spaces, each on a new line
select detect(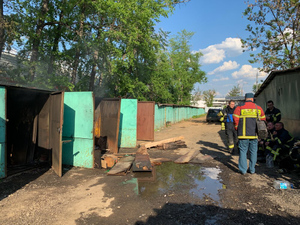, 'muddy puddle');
123,162,224,203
